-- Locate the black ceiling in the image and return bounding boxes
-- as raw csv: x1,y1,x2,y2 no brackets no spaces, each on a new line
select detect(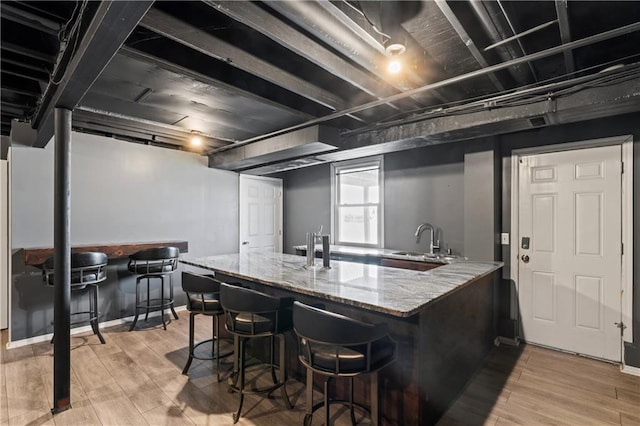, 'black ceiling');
2,1,640,172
